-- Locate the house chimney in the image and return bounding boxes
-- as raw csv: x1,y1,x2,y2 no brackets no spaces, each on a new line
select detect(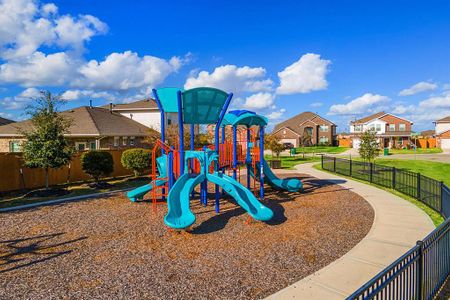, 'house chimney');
89,99,93,108
109,103,113,113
